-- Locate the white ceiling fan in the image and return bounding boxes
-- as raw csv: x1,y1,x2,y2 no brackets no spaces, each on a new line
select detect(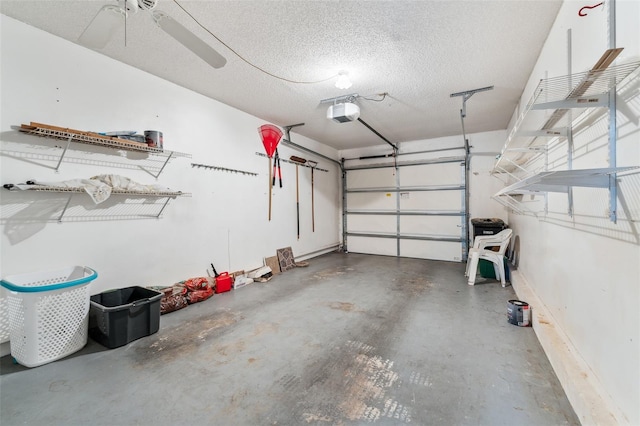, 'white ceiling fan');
78,0,226,69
